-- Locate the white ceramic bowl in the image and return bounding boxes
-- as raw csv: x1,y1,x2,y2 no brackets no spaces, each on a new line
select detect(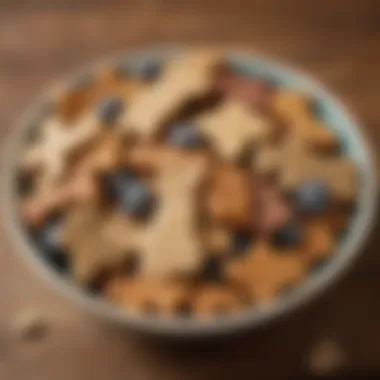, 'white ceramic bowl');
1,49,377,337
